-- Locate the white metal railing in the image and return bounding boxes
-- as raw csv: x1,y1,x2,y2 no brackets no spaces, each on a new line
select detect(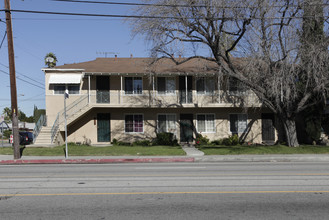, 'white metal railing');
50,113,59,143
33,114,46,143
50,94,89,143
